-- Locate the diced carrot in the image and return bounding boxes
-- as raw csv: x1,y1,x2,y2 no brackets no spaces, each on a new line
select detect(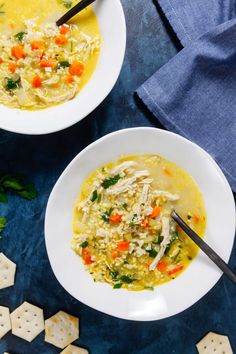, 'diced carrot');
109,213,122,224
55,35,68,45
32,75,42,88
11,45,25,59
193,215,200,223
111,250,119,259
69,61,84,76
167,265,184,276
141,218,149,227
163,167,172,176
82,247,93,265
65,75,74,84
9,62,17,73
0,58,3,64
157,260,169,272
60,24,70,35
31,40,45,51
117,241,129,251
40,57,56,68
84,254,93,265
149,206,161,219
